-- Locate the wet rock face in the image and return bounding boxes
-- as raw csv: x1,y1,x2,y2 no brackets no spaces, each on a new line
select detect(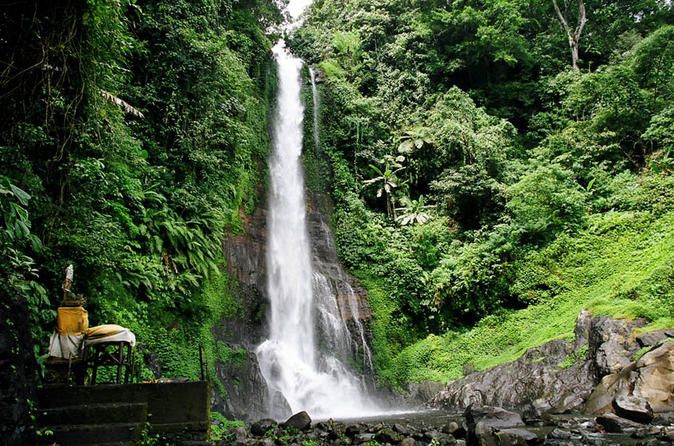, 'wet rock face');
213,197,275,420
214,349,290,421
307,190,377,379
221,199,269,349
307,191,373,324
407,381,446,404
214,191,377,420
